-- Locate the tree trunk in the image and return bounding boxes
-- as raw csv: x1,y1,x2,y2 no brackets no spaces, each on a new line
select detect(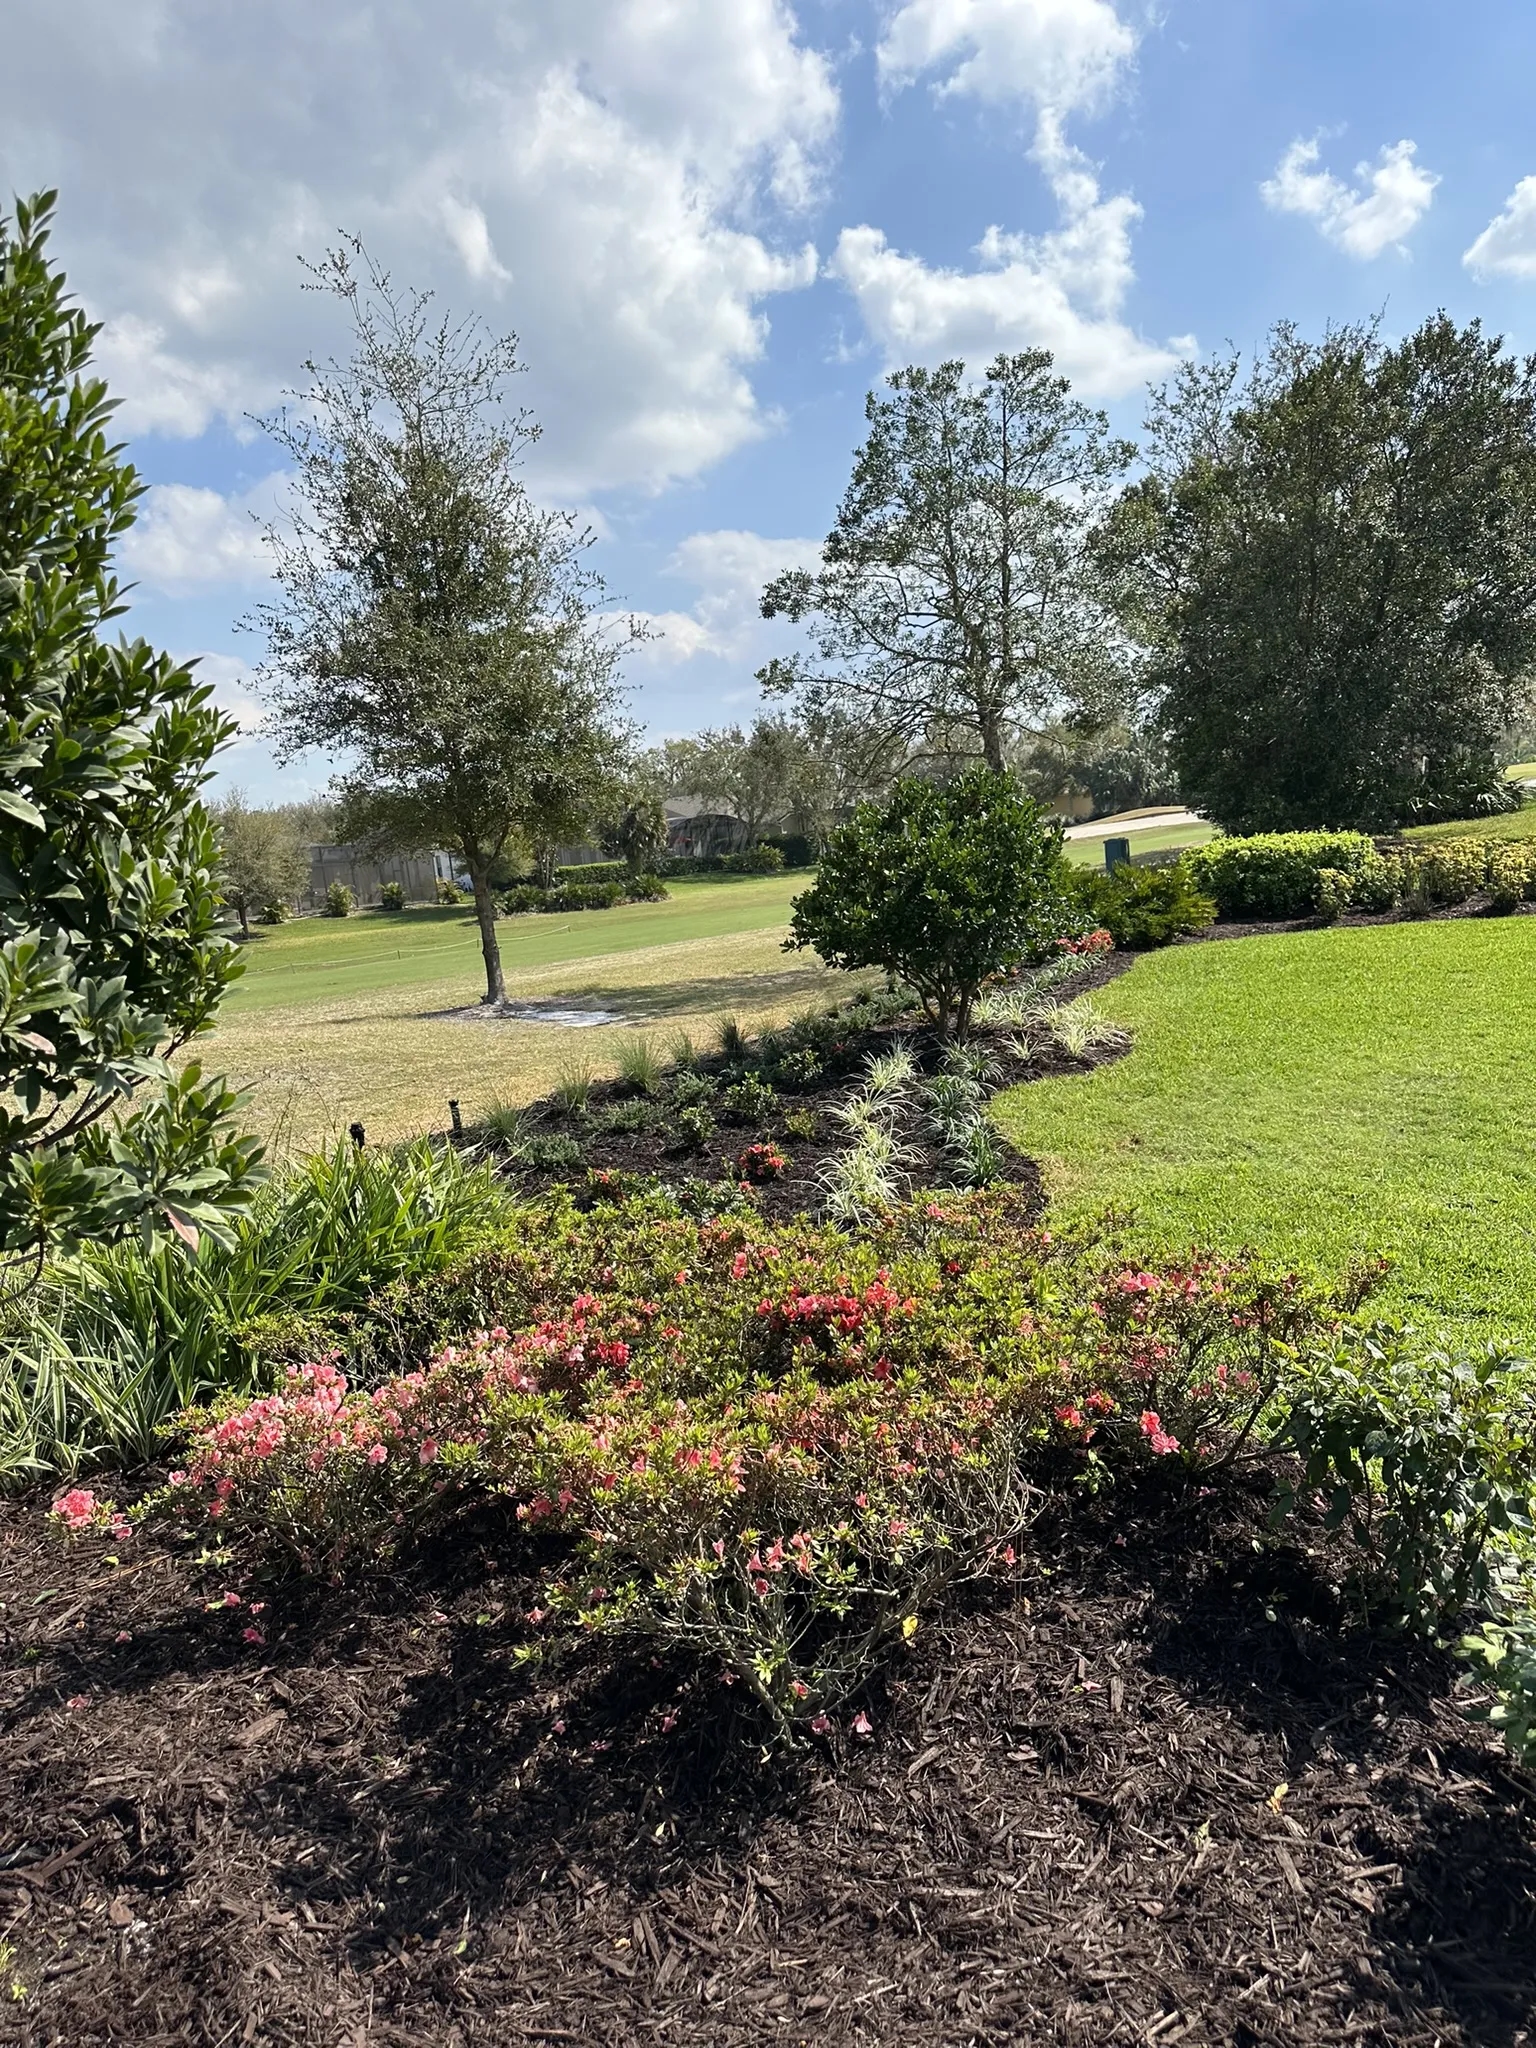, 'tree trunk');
236,896,250,939
979,709,1005,774
468,862,506,1006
